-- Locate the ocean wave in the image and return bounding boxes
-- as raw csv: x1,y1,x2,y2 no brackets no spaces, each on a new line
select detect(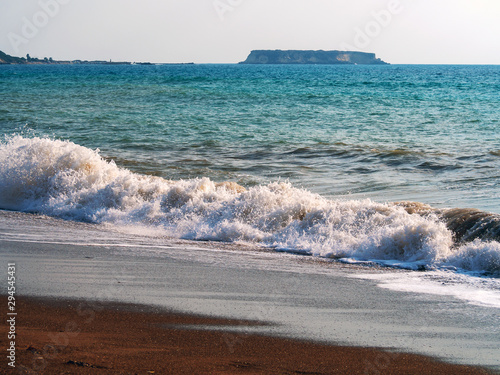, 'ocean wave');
1,136,499,276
